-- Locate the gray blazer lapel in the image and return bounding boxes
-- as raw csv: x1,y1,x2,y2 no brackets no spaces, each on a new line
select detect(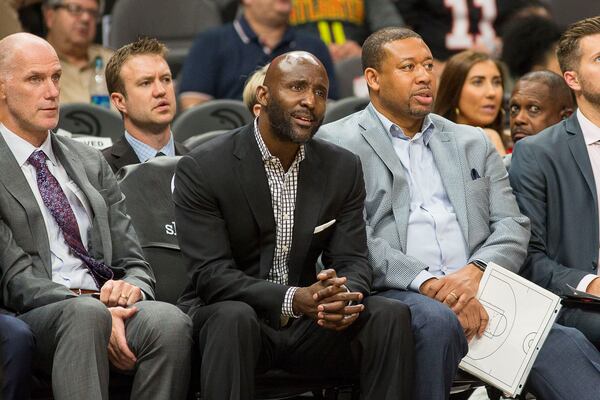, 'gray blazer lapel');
0,135,52,275
51,136,113,261
359,107,412,249
428,126,469,243
566,116,598,207
232,127,276,279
